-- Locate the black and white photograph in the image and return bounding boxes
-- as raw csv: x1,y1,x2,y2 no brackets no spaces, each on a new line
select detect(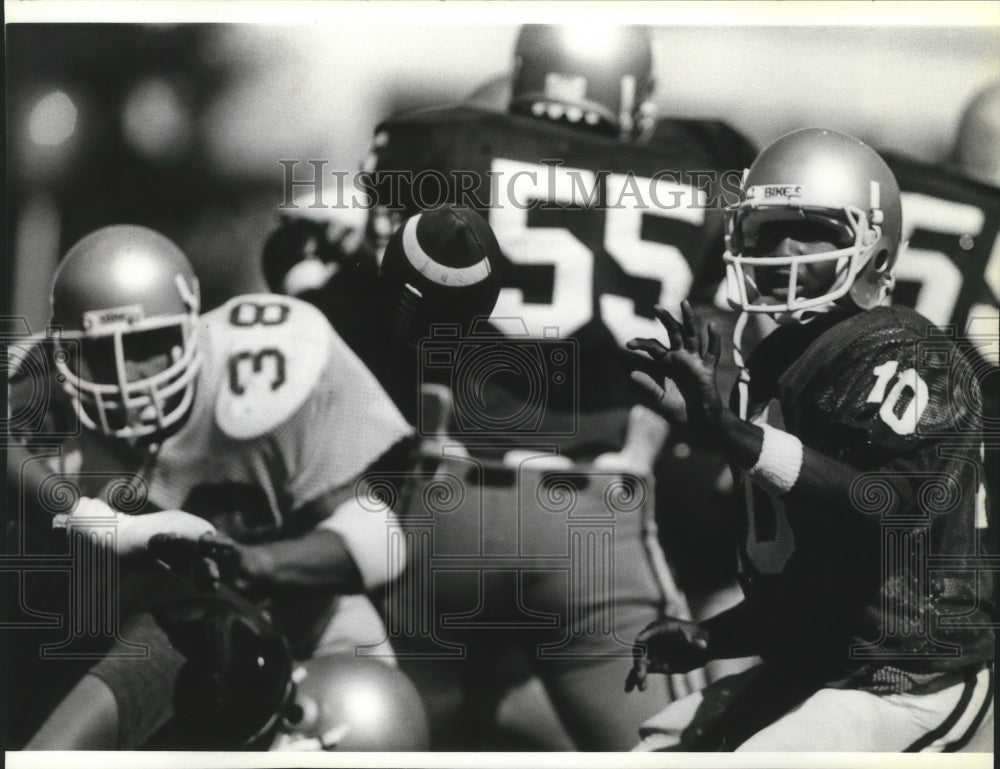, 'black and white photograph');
2,2,997,765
